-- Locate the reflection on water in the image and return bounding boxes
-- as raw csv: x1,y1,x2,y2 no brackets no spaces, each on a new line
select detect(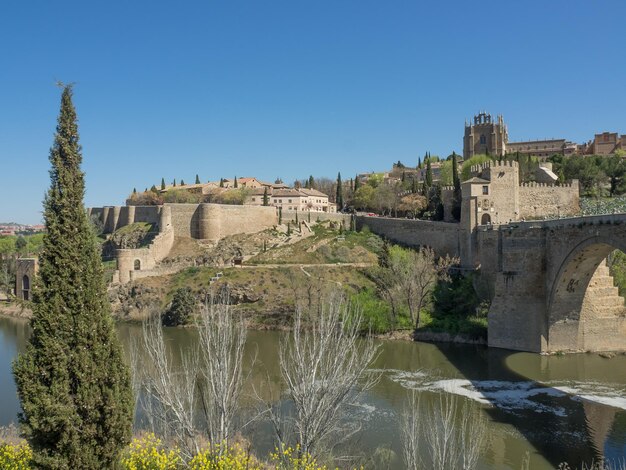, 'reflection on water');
0,316,625,469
